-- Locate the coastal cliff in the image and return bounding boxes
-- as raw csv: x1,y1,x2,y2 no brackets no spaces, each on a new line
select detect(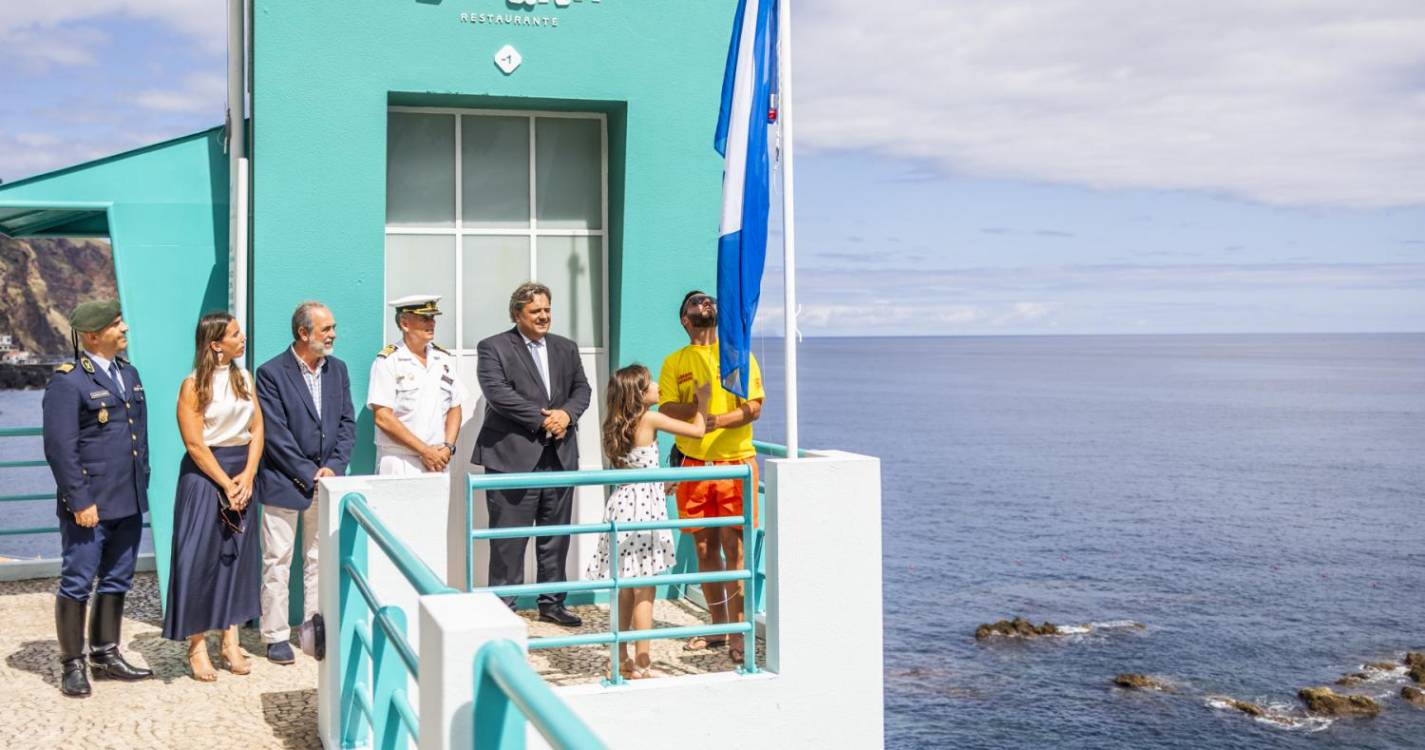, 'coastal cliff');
0,236,117,357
